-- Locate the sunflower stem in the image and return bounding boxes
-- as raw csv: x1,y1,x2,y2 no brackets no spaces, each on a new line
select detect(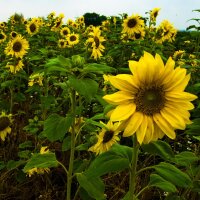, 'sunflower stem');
129,135,139,200
66,89,76,200
9,87,13,113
